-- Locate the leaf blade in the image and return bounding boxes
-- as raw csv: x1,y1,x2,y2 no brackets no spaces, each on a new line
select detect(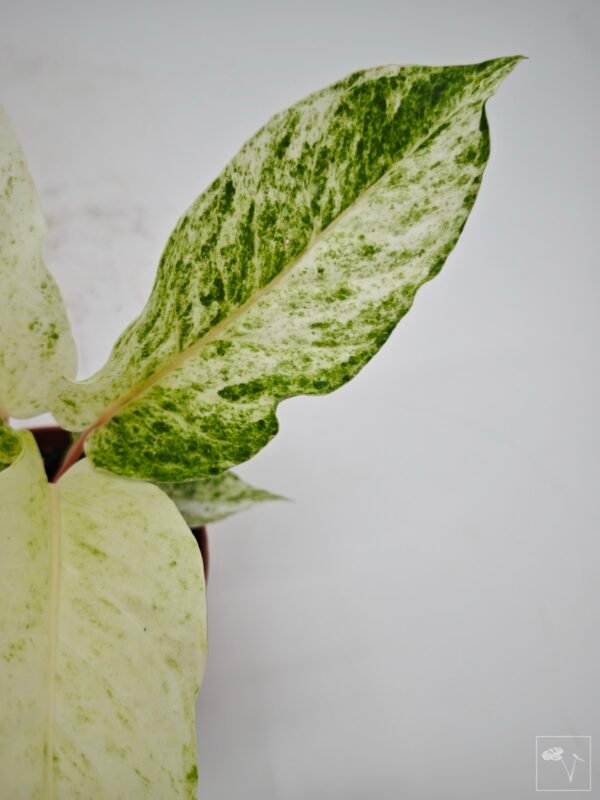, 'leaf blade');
0,106,77,418
0,432,49,799
53,58,521,480
160,471,286,526
0,432,207,798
